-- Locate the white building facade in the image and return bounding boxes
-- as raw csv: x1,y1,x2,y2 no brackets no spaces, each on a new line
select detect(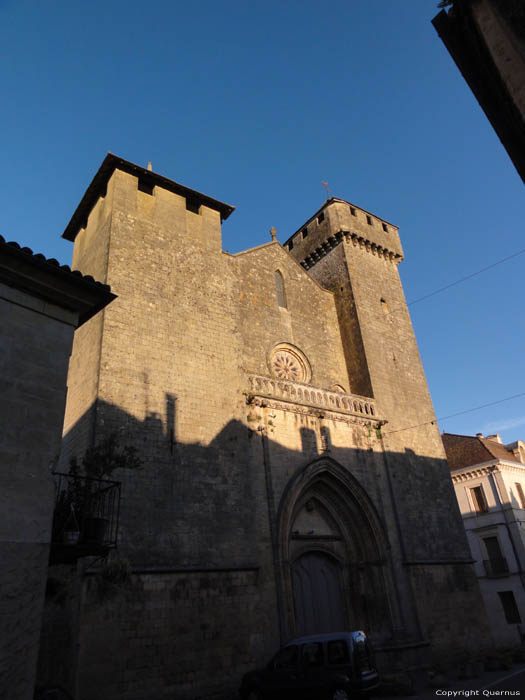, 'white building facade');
443,433,525,647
